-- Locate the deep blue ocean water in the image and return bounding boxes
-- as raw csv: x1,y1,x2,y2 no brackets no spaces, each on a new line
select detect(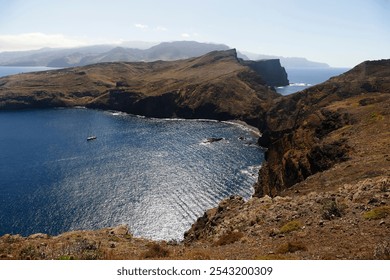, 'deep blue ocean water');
0,108,263,240
0,65,348,240
276,67,350,95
